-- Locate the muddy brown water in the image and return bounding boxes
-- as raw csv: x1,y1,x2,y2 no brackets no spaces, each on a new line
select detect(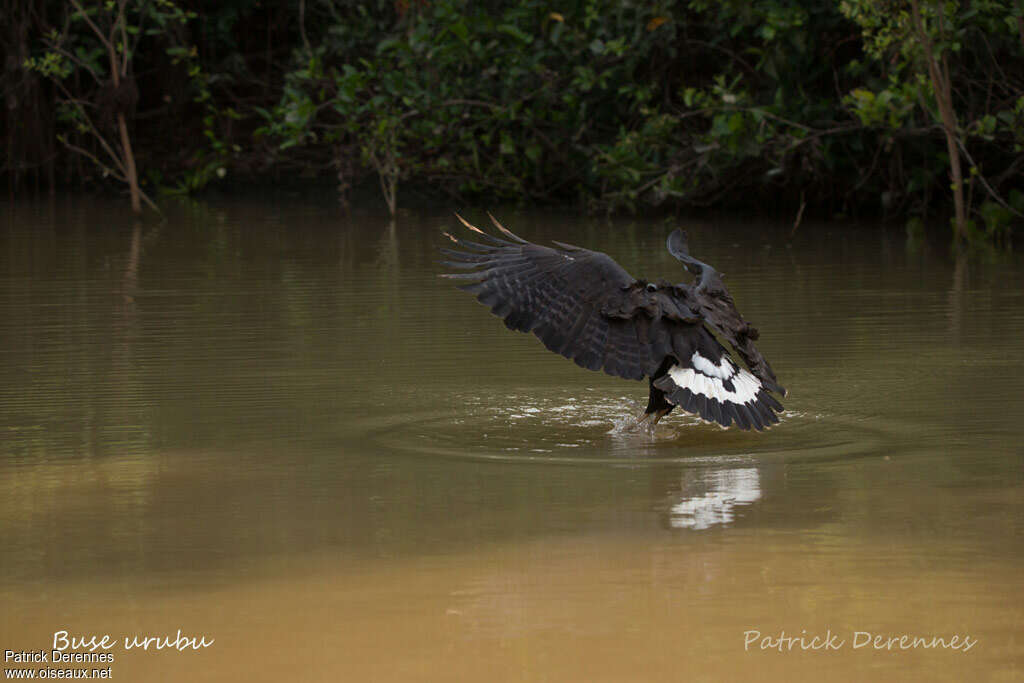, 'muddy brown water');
1,198,1022,681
